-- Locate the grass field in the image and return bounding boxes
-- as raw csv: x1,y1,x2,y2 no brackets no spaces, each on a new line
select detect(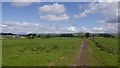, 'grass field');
0,39,2,67
95,38,118,54
2,37,81,66
2,37,119,66
89,38,118,66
